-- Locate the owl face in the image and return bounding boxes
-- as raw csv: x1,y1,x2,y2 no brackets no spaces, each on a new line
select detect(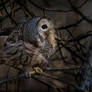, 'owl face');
23,17,56,48
37,17,56,48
